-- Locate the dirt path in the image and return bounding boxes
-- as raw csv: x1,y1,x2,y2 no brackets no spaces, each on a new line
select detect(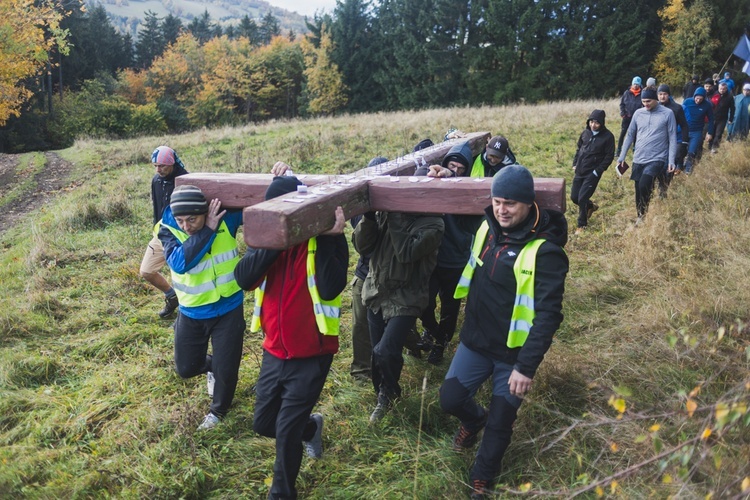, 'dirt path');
0,152,76,234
